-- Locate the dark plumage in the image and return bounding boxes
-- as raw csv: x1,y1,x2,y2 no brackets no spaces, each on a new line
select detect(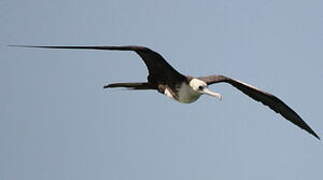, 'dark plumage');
10,45,320,139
